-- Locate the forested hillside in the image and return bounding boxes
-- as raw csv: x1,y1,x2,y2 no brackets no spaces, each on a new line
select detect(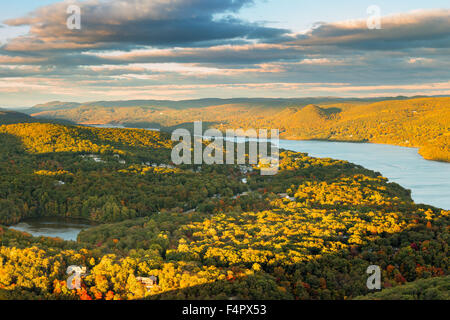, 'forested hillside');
0,109,75,126
29,97,450,162
0,122,448,300
356,275,449,300
0,109,35,125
